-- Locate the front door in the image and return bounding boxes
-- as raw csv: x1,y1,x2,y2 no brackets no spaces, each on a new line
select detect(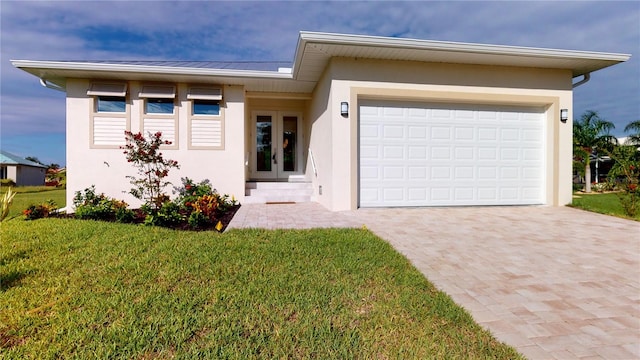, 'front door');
251,111,302,180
